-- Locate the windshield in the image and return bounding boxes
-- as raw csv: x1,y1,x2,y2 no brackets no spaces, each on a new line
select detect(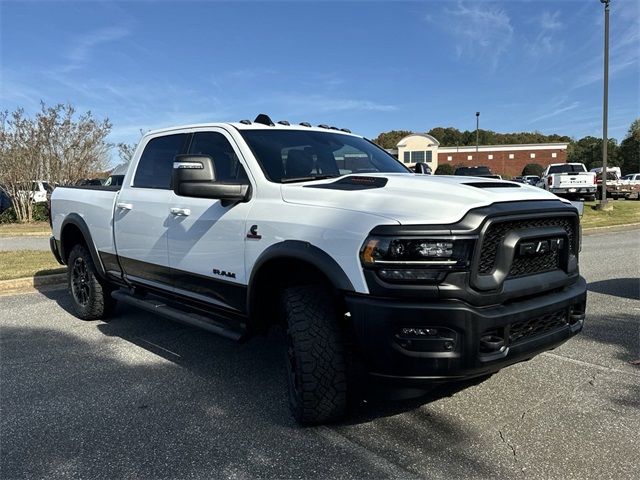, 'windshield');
240,129,409,183
548,164,586,174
